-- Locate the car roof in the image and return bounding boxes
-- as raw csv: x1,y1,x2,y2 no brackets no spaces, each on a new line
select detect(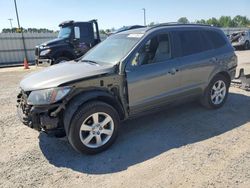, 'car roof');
119,23,217,35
